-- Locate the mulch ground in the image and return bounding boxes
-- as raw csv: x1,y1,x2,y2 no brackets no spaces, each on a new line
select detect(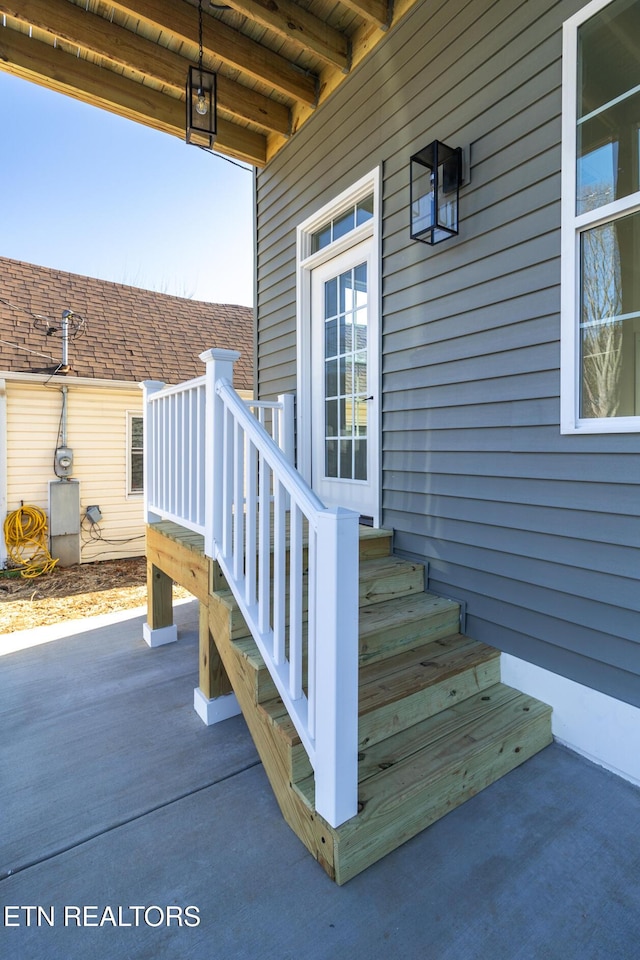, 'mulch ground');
0,557,191,633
